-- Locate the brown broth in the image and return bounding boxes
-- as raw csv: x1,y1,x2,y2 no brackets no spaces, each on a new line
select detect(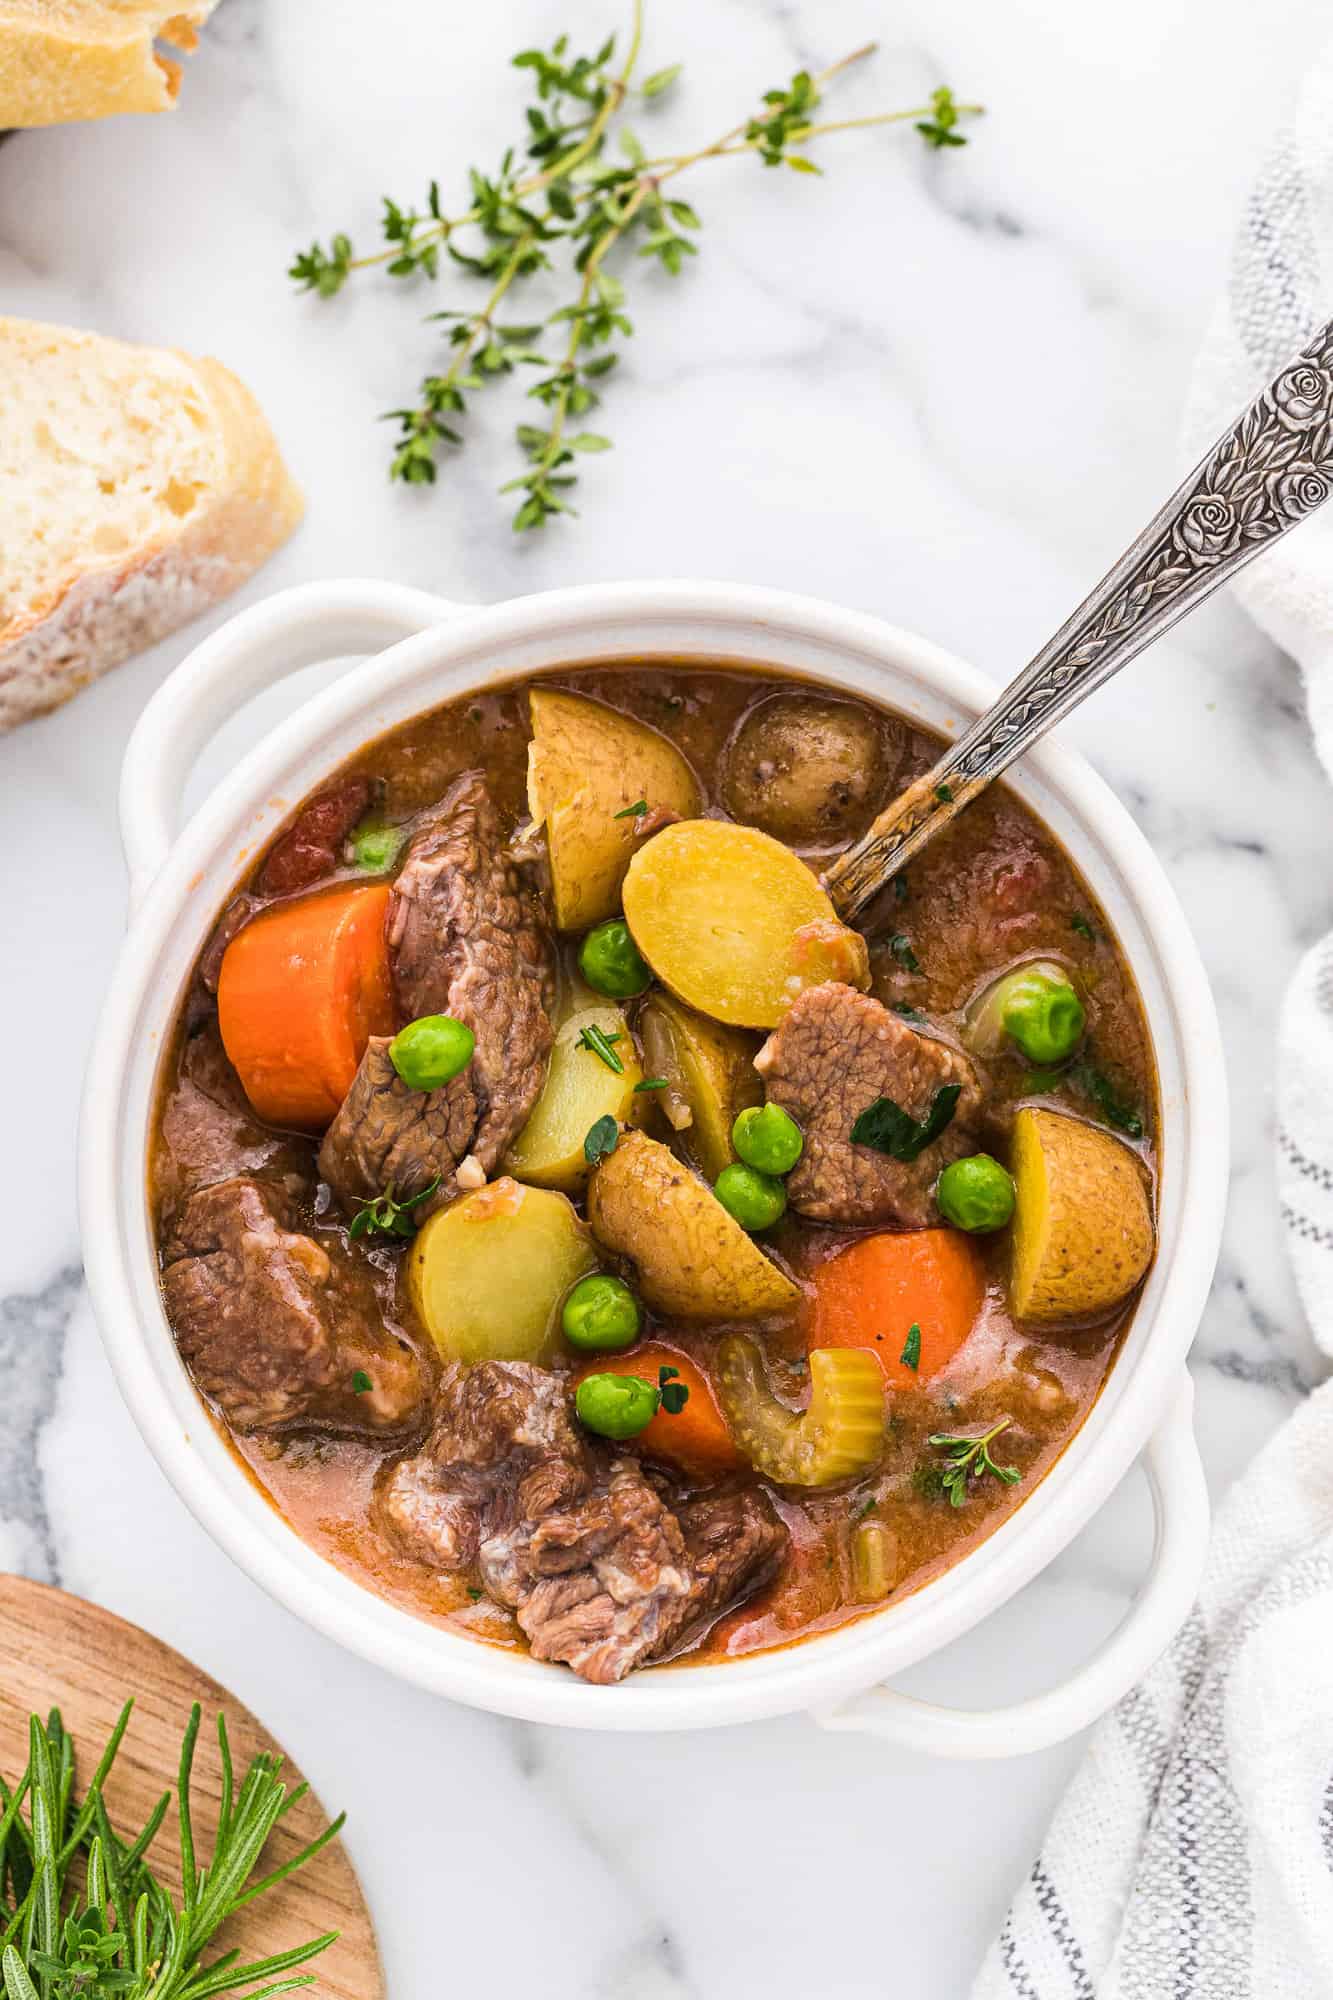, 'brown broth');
150,662,1158,1669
